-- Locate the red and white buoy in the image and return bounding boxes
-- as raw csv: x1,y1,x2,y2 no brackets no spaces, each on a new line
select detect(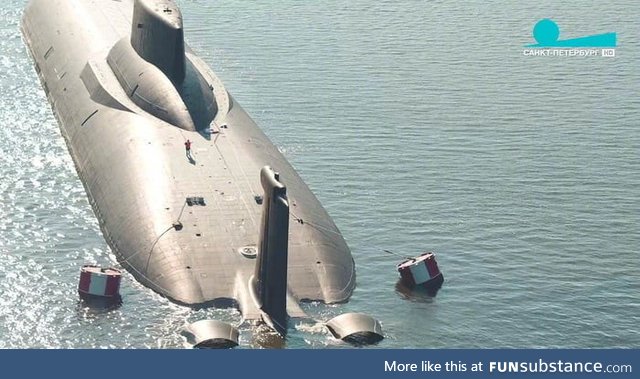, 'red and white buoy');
397,252,444,290
78,265,122,301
